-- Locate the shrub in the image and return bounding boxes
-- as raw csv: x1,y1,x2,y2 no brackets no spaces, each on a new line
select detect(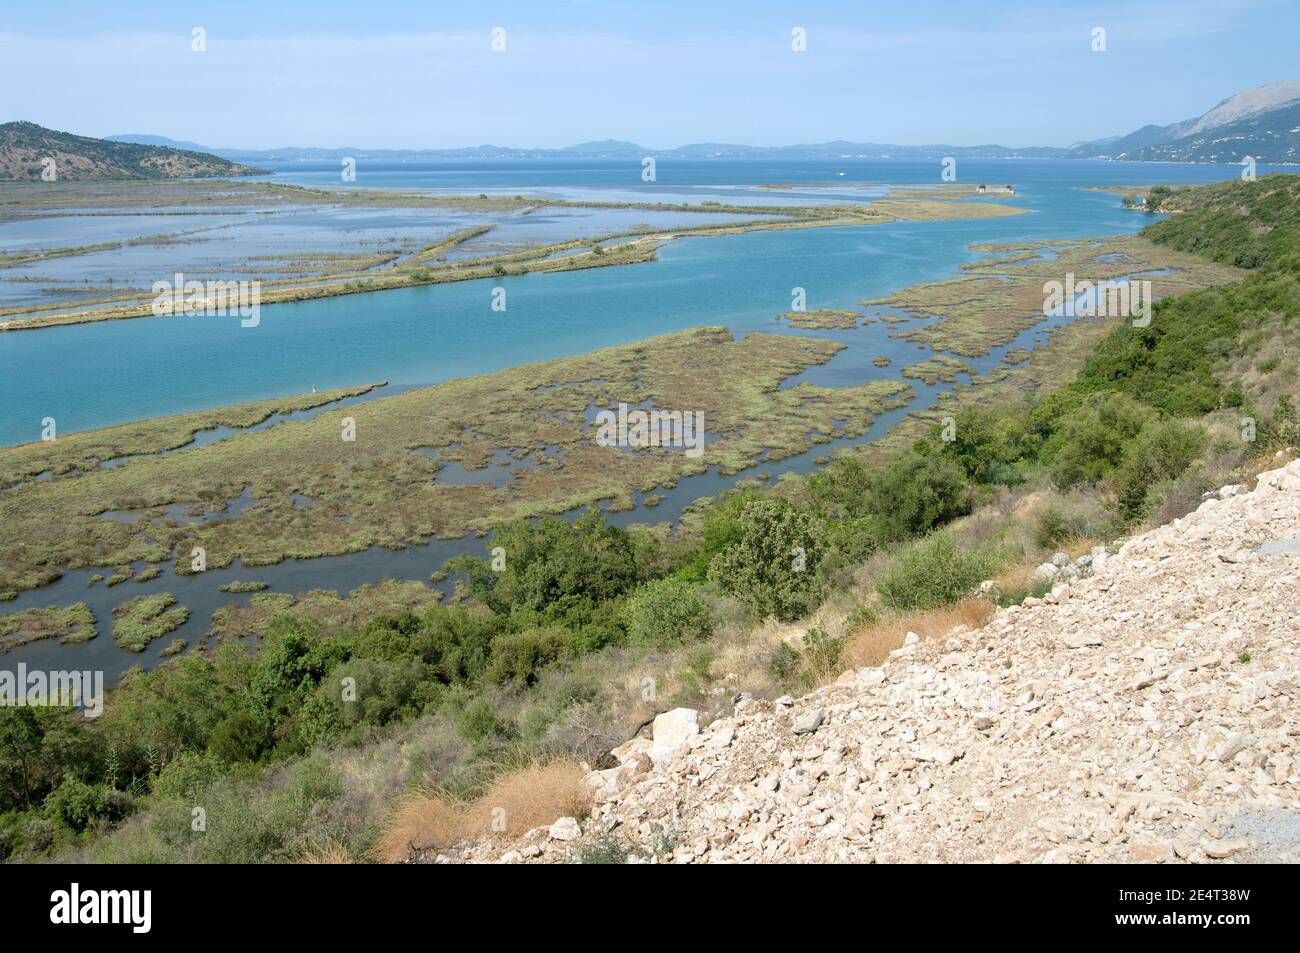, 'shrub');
844,601,881,631
449,511,638,618
877,531,1006,611
1048,392,1149,488
707,500,825,621
149,751,227,800
939,406,1036,485
457,699,508,746
573,835,630,864
298,657,440,743
44,776,131,833
1113,418,1206,522
800,627,847,681
486,627,571,686
806,454,875,518
1269,394,1299,447
767,643,801,688
865,450,972,541
622,578,713,647
207,710,272,764
808,449,972,539
679,644,715,694
674,489,763,581
1034,507,1087,550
